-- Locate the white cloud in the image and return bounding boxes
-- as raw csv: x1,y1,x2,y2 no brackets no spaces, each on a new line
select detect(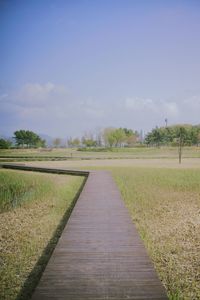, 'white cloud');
1,82,109,136
15,82,69,107
80,99,105,118
163,101,179,116
0,82,77,135
125,97,179,117
1,83,200,137
125,97,158,112
183,95,200,108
